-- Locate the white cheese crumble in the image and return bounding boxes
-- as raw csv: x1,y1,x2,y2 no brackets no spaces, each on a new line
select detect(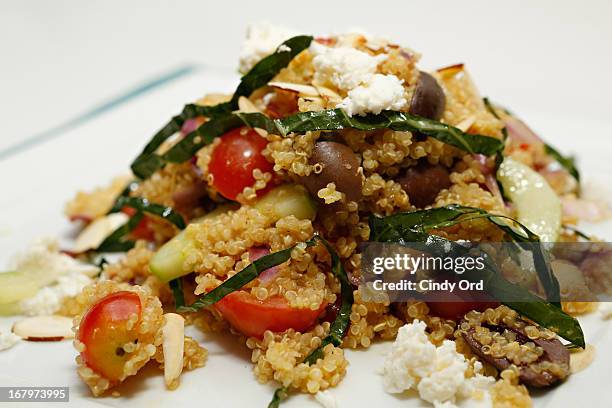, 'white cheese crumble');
7,237,97,278
382,320,494,407
314,390,338,408
0,330,21,351
20,272,92,316
310,42,387,91
6,237,98,316
239,22,298,74
337,74,406,116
